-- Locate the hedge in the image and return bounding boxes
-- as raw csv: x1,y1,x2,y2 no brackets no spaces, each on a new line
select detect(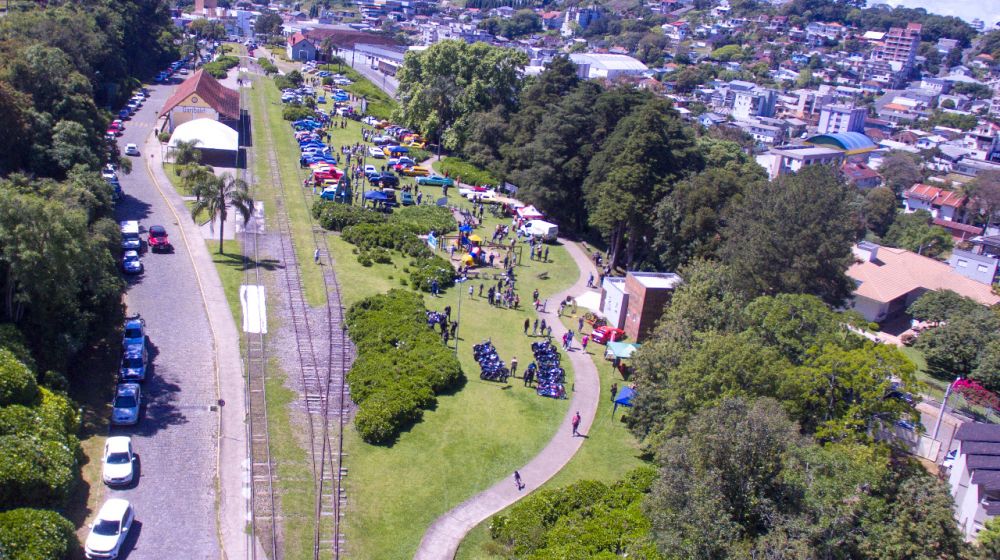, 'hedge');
282,104,315,122
0,434,77,508
0,388,79,446
0,508,76,560
0,348,38,407
432,157,498,187
408,253,456,292
389,205,457,235
342,223,430,257
346,290,463,443
489,467,659,559
312,201,387,231
258,58,278,75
